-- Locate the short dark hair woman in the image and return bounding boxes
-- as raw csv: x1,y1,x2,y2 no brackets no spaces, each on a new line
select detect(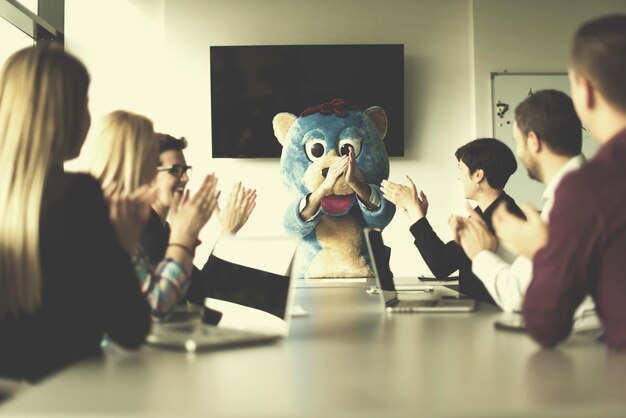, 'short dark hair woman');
381,138,523,303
